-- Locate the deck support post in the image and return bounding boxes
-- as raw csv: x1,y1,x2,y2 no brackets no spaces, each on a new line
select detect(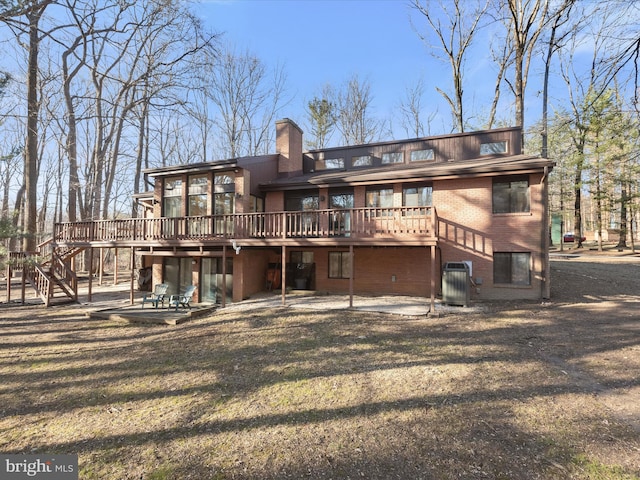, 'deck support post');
222,245,227,308
5,263,10,304
430,245,436,314
281,245,286,306
349,244,354,308
129,247,135,305
114,248,119,285
20,264,25,304
99,248,104,285
88,247,93,302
